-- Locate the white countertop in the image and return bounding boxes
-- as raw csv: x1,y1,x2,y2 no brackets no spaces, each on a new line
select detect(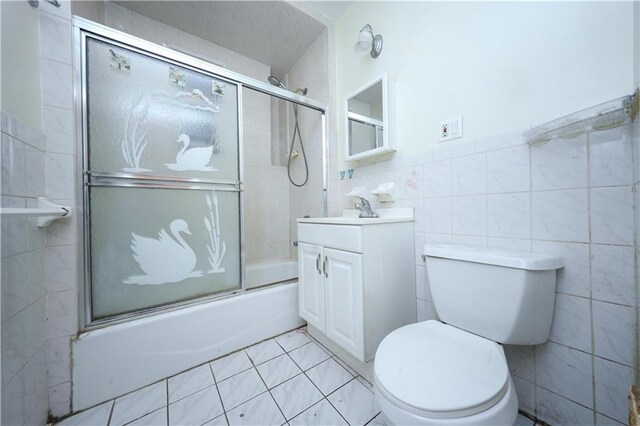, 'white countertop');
297,208,414,225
